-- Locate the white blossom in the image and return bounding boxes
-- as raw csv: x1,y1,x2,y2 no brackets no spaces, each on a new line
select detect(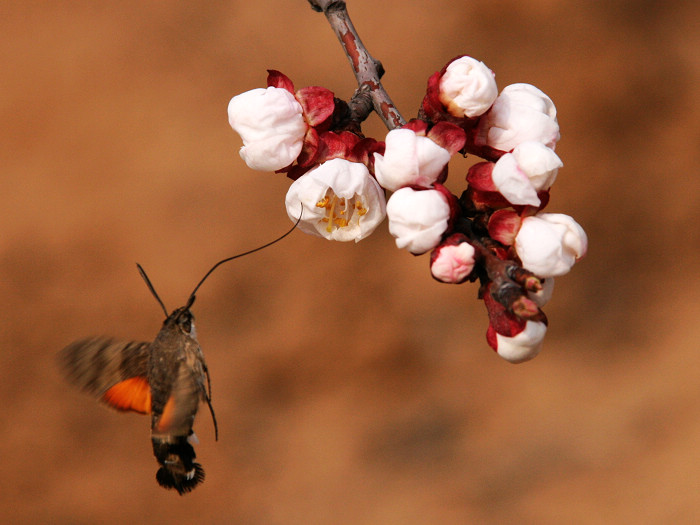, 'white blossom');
438,56,498,118
285,158,386,242
374,128,451,191
491,141,562,206
228,87,307,171
515,213,588,277
386,187,450,254
476,83,560,152
491,153,541,206
512,141,562,190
